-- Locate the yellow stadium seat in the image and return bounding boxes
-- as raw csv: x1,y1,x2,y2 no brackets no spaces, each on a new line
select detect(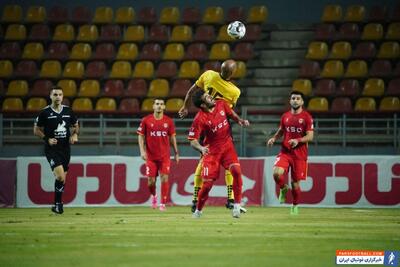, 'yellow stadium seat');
247,5,268,23
63,61,85,78
123,25,145,42
40,60,62,78
115,7,135,24
2,5,22,23
329,41,352,59
379,97,400,111
209,43,230,60
79,80,100,97
344,5,366,22
147,79,170,97
6,80,28,96
377,42,400,59
0,60,13,78
166,98,184,112
292,79,312,96
53,24,75,41
57,80,77,97
344,60,368,78
202,6,224,24
362,78,385,96
178,61,200,78
26,97,47,111
5,24,26,40
93,7,113,24
26,6,46,23
141,98,155,112
110,61,132,78
170,25,192,42
305,41,329,60
22,42,44,60
96,97,116,111
307,97,329,112
133,61,154,79
70,43,92,60
355,97,376,111
159,7,180,24
361,23,384,40
116,43,138,60
2,97,23,111
321,5,342,23
385,23,400,40
77,25,99,42
72,97,93,111
321,60,344,78
217,25,235,42
163,43,185,60
232,61,247,79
